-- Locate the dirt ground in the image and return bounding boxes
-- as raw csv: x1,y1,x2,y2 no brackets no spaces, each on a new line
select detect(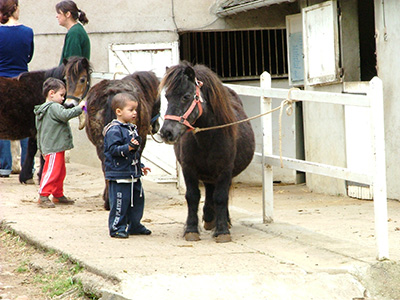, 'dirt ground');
0,230,48,300
1,158,400,299
0,228,94,300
